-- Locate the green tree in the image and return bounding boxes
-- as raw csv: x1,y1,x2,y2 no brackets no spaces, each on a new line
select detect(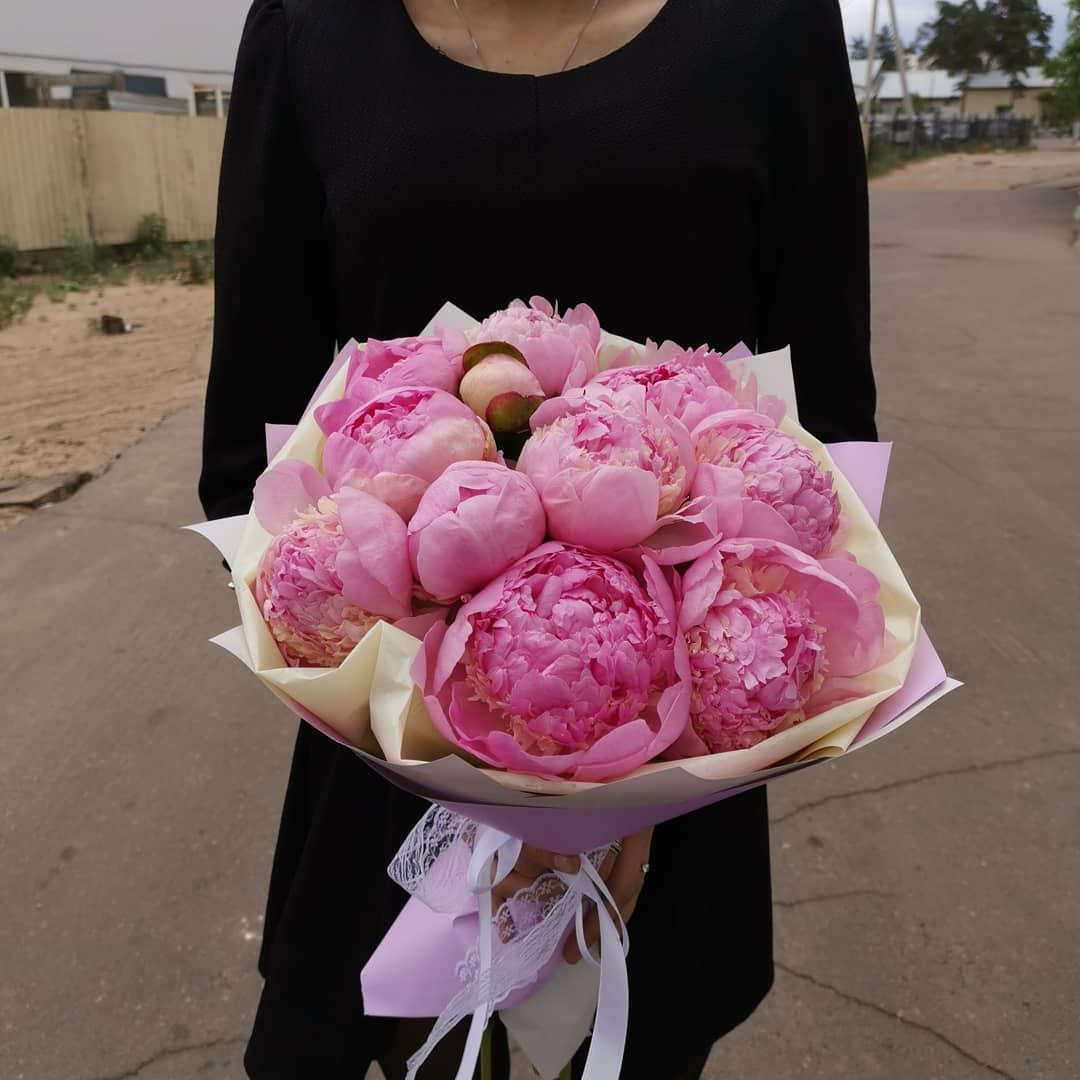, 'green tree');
877,24,899,70
913,20,937,55
1044,0,1080,123
922,0,992,78
984,0,1052,89
850,34,869,60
